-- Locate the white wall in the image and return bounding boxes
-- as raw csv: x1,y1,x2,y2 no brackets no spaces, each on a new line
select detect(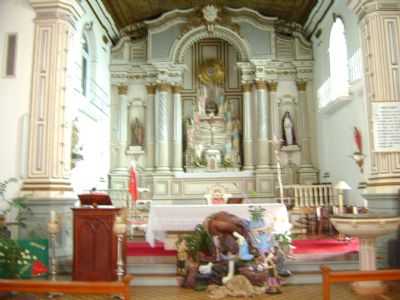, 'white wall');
69,1,113,193
0,0,35,200
0,0,113,199
310,0,368,206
